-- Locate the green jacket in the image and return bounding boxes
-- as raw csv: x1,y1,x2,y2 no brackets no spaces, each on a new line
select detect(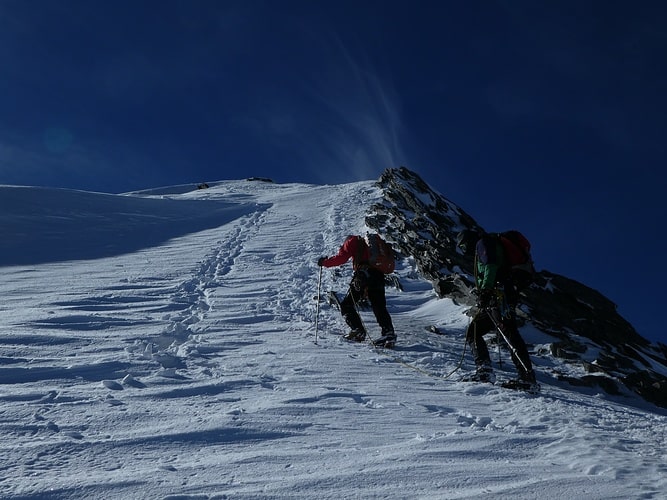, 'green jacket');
475,236,508,290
